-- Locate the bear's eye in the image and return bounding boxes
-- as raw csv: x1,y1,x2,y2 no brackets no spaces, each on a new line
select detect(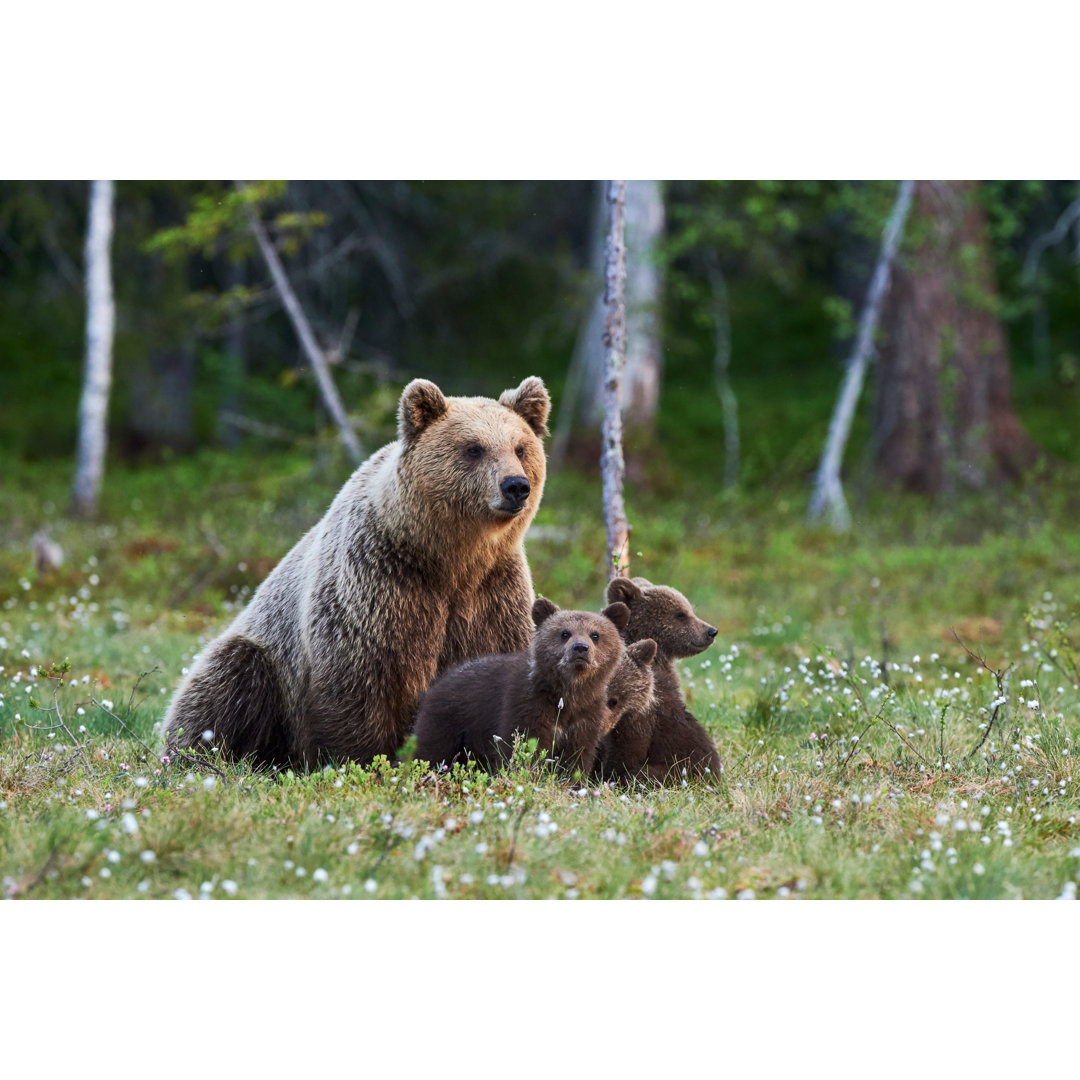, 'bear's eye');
465,444,485,460
515,445,525,460
560,630,571,641
676,612,690,621
608,697,618,709
590,632,600,643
